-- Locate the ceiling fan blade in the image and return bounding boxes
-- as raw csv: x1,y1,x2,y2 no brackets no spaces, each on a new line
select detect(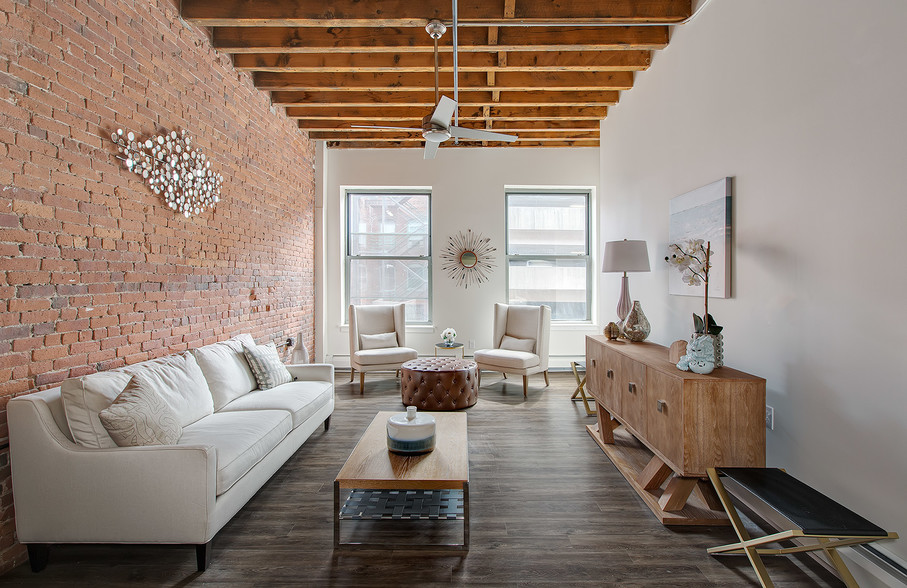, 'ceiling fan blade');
423,140,440,160
351,125,422,131
429,96,457,128
449,126,518,143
